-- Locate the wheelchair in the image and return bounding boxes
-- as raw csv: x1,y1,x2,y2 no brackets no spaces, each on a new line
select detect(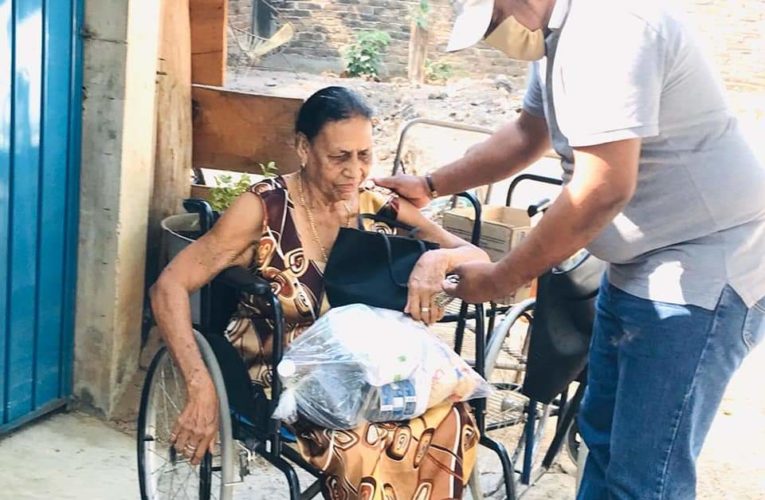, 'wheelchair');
137,193,518,500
